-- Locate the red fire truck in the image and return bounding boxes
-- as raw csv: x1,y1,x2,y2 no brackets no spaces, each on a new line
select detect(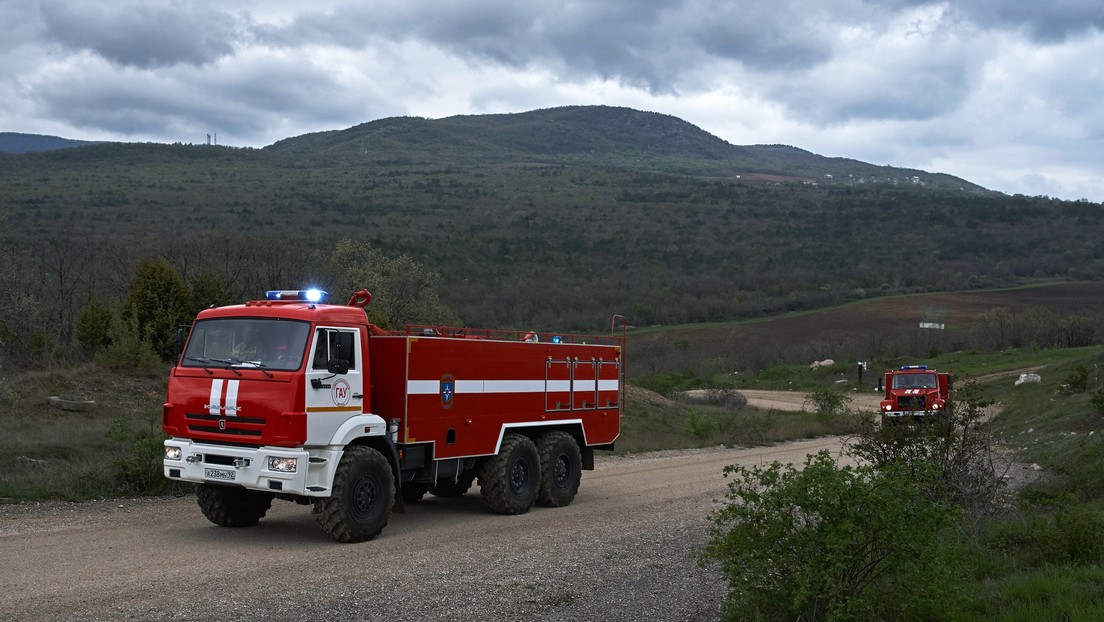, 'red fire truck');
163,289,623,542
878,365,953,420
